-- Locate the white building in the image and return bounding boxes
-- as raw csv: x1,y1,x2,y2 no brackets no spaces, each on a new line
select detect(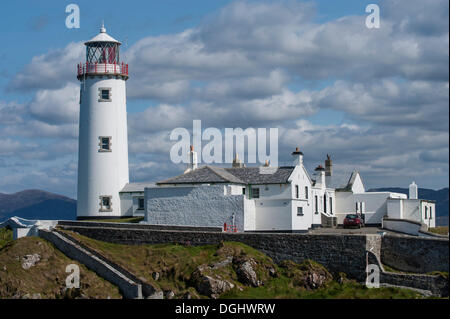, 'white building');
75,27,436,232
